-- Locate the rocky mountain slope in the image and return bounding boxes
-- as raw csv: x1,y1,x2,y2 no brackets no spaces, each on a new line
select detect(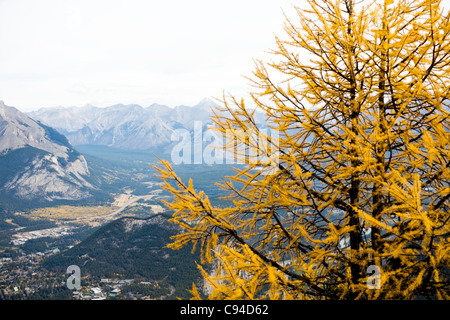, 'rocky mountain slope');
0,101,98,204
